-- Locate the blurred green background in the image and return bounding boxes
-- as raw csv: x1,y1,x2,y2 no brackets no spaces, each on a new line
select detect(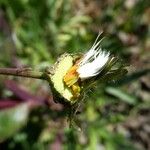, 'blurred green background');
0,0,150,150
